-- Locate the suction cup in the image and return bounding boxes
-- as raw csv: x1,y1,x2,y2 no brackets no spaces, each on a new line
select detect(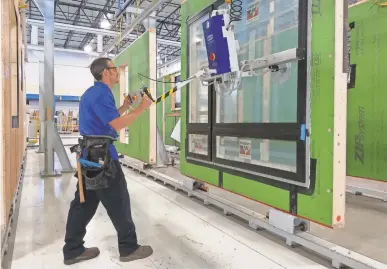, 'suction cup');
271,62,292,85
